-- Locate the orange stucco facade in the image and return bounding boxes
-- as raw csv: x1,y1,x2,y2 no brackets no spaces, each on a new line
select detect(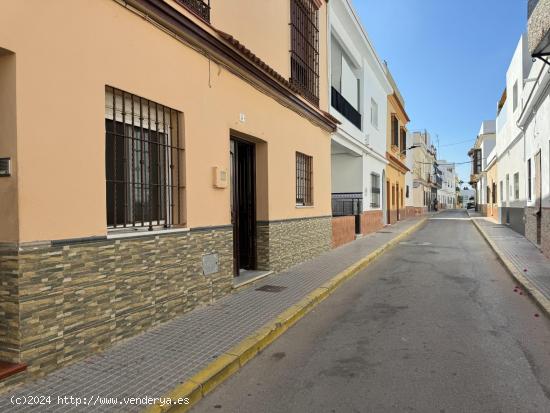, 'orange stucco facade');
0,0,333,244
385,93,409,224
